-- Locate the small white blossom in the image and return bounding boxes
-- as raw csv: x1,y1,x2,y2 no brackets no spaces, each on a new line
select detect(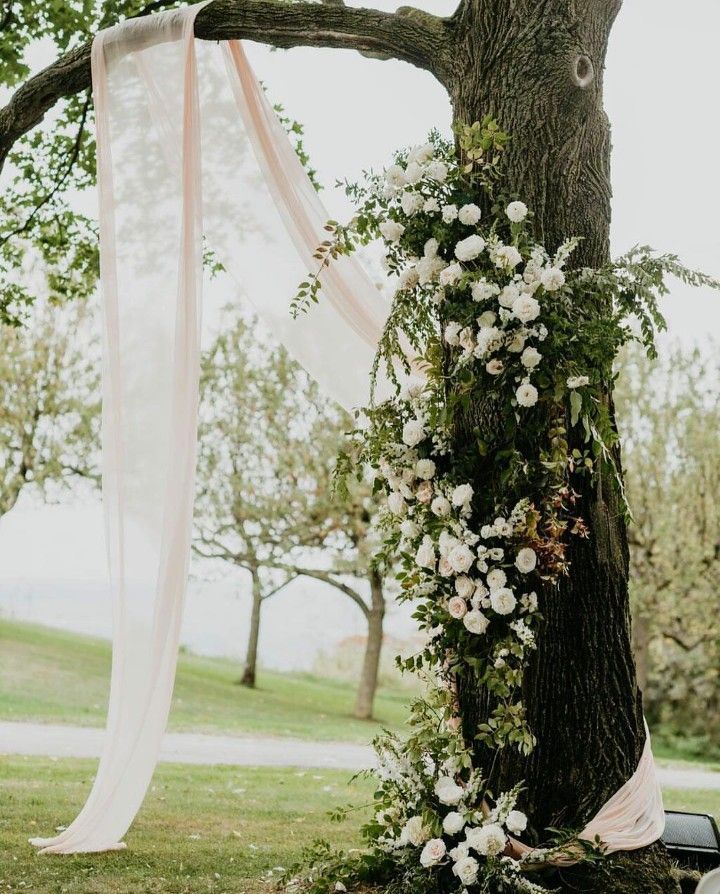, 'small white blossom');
423,197,440,213
397,266,419,290
387,492,406,515
452,856,479,886
492,244,523,271
404,160,423,184
408,142,434,164
506,331,526,353
416,480,433,504
400,519,419,539
416,458,436,480
506,810,528,835
458,327,475,353
567,375,590,389
486,568,507,591
490,587,517,615
458,203,482,225
385,164,406,188
541,266,566,292
444,321,462,346
477,309,497,327
506,200,528,223
400,815,429,847
415,536,436,570
516,381,539,407
451,483,474,508
401,192,423,216
454,234,486,262
486,359,503,375
463,610,489,635
498,283,520,308
427,161,449,182
521,591,539,613
431,495,452,518
472,279,500,303
515,547,537,574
